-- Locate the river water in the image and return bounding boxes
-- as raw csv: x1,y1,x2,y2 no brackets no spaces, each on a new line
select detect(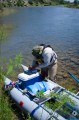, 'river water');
0,6,79,86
